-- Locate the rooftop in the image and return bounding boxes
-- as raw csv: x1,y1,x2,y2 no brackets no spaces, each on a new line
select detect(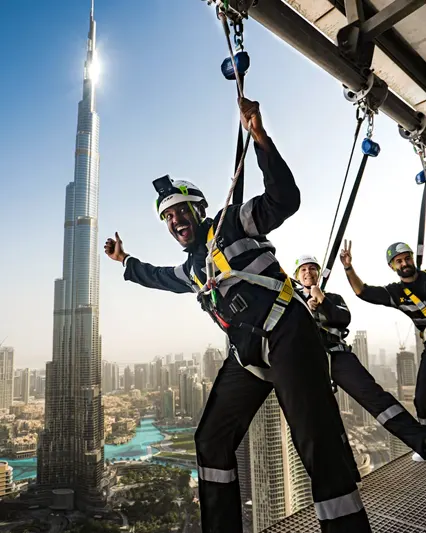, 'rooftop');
261,453,426,532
